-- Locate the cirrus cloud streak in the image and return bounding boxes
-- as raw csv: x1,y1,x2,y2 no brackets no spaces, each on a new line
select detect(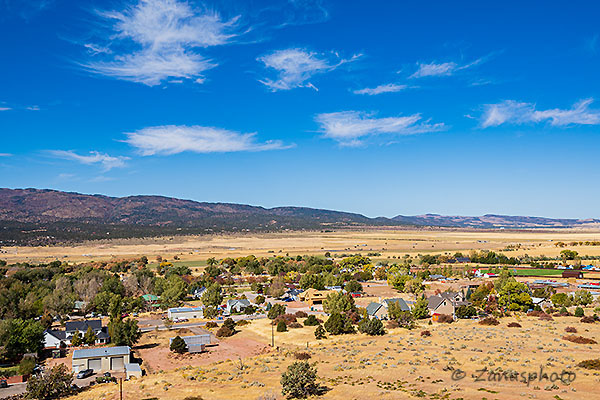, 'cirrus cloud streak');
124,125,292,155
